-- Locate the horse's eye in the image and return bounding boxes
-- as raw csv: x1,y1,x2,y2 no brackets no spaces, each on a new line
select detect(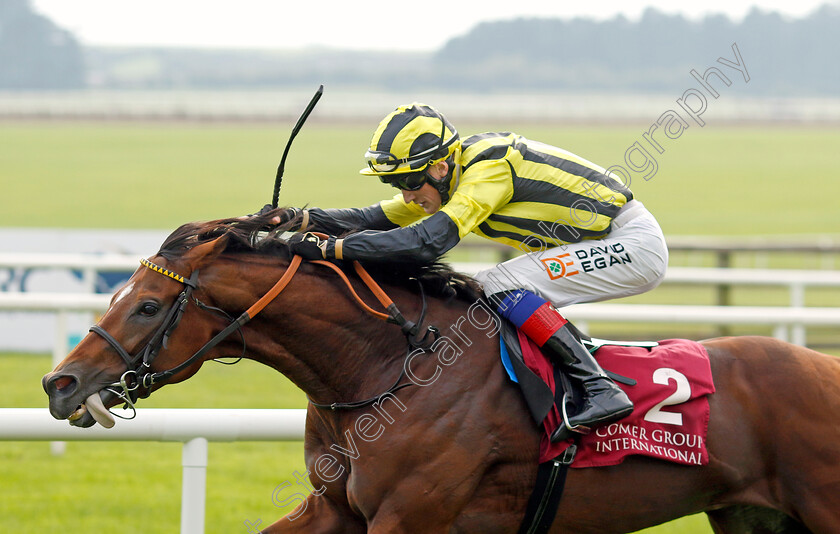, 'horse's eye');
139,302,160,317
